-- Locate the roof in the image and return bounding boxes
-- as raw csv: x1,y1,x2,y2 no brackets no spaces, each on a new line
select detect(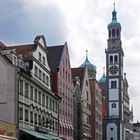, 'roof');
47,45,64,74
108,4,121,28
71,67,85,88
99,73,106,84
0,42,7,49
8,44,36,60
80,56,96,73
